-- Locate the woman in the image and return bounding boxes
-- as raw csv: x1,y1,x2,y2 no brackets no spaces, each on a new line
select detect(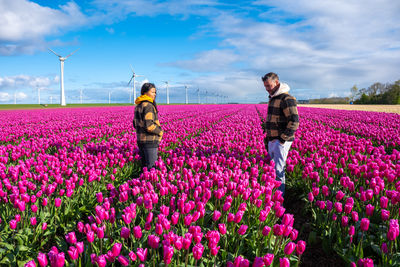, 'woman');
133,83,163,170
